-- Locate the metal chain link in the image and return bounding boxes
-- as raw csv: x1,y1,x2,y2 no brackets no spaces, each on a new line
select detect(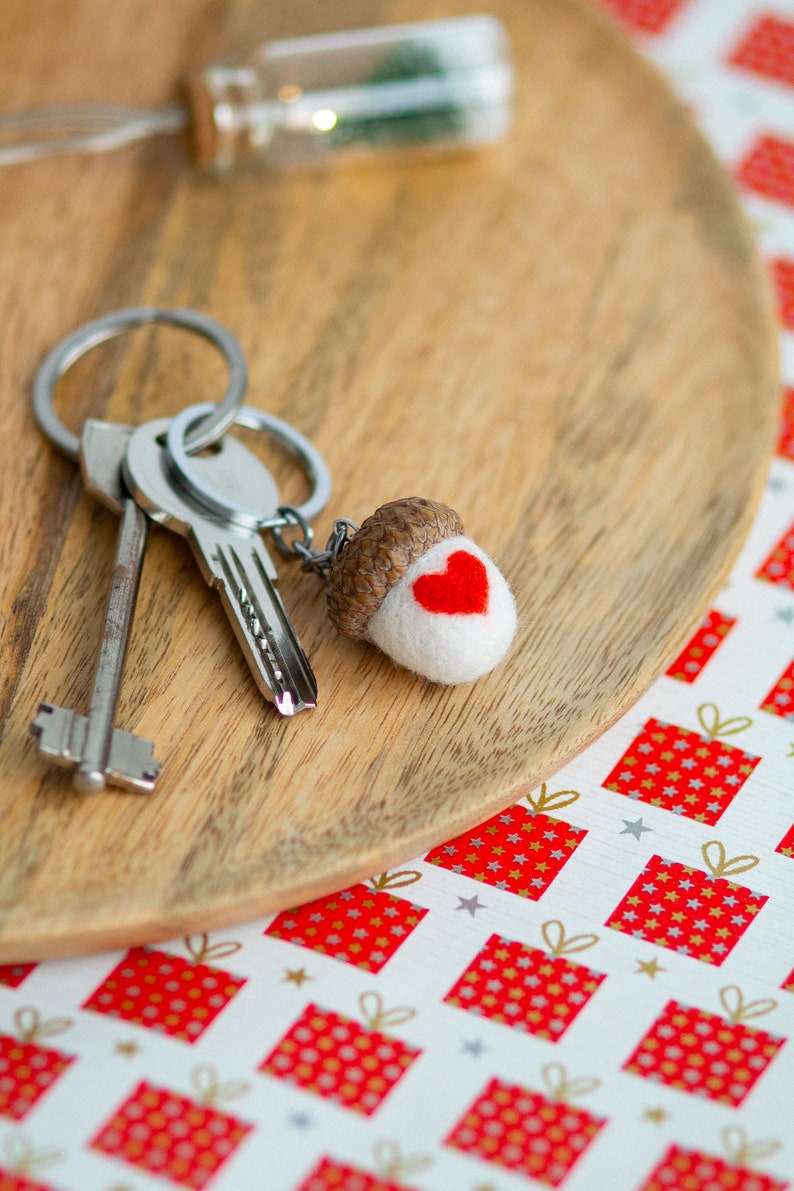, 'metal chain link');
270,505,358,575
